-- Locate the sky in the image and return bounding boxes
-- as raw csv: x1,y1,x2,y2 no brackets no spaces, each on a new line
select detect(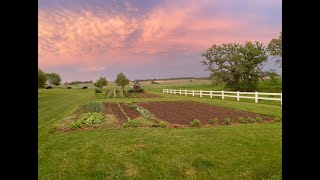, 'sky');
39,0,282,82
